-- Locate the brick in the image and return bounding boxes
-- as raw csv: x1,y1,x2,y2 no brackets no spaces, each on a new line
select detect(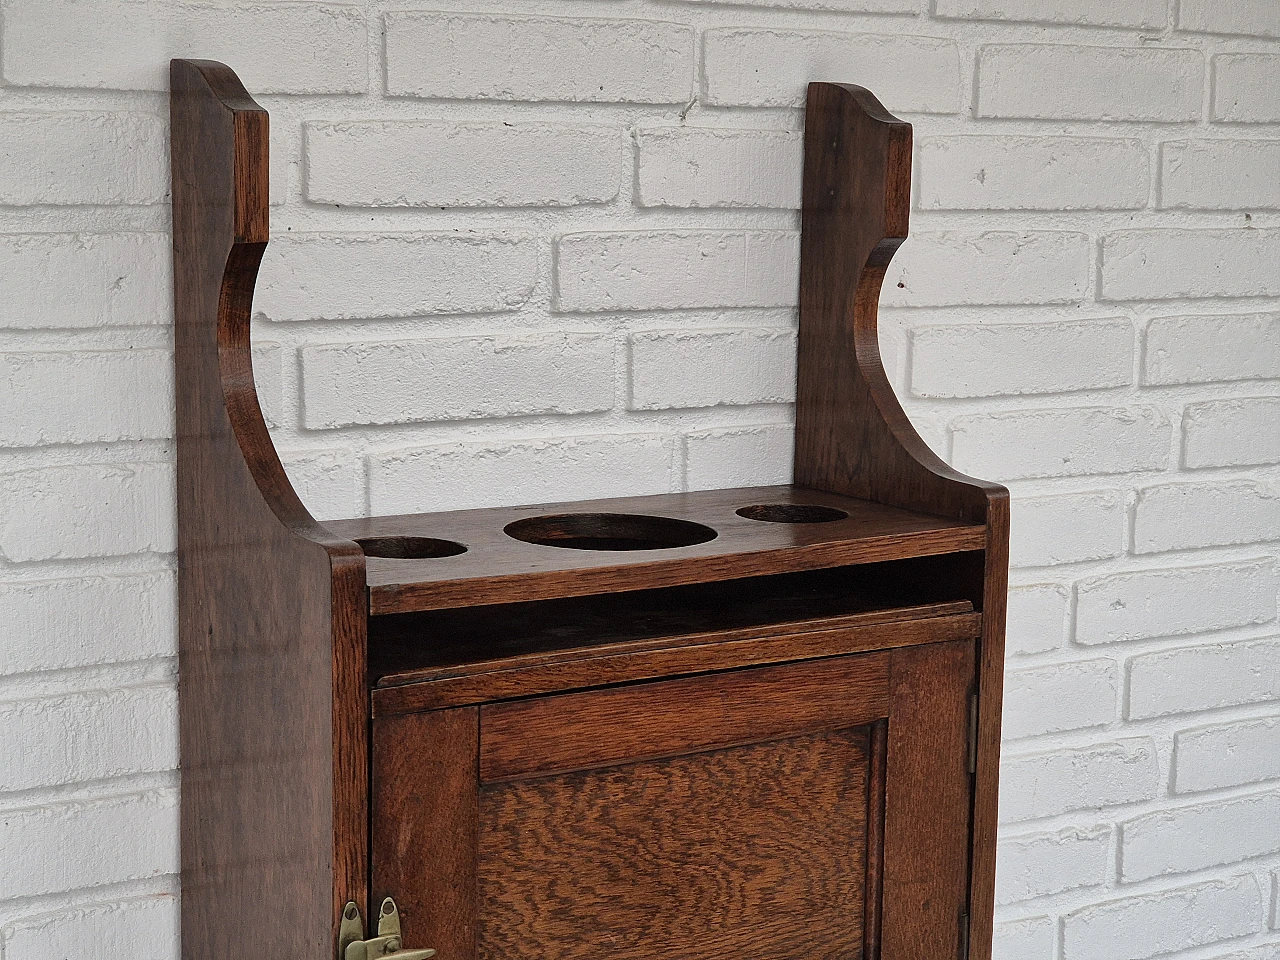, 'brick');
1184,398,1280,468
629,329,796,411
1161,140,1280,209
1144,313,1280,385
992,916,1055,960
305,121,623,208
1179,0,1280,38
555,231,798,312
674,0,914,11
999,738,1160,823
911,319,1133,398
1176,716,1280,793
1134,480,1280,553
280,450,362,521
978,45,1204,122
996,825,1111,904
918,136,1150,211
1103,229,1280,301
685,424,794,492
0,113,166,206
1214,56,1280,123
0,686,176,792
255,233,537,321
0,233,170,330
370,434,675,515
1010,491,1125,568
635,126,803,209
1076,560,1278,645
0,463,175,562
702,29,960,112
951,407,1169,481
0,571,175,676
1,0,366,93
884,232,1091,307
0,349,173,446
1129,637,1280,719
1062,876,1262,960
1002,659,1118,740
385,13,693,104
0,790,178,899
1007,583,1068,656
302,334,613,429
936,0,1164,27
1,896,178,960
1122,792,1280,881
1210,947,1280,960
253,343,284,430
